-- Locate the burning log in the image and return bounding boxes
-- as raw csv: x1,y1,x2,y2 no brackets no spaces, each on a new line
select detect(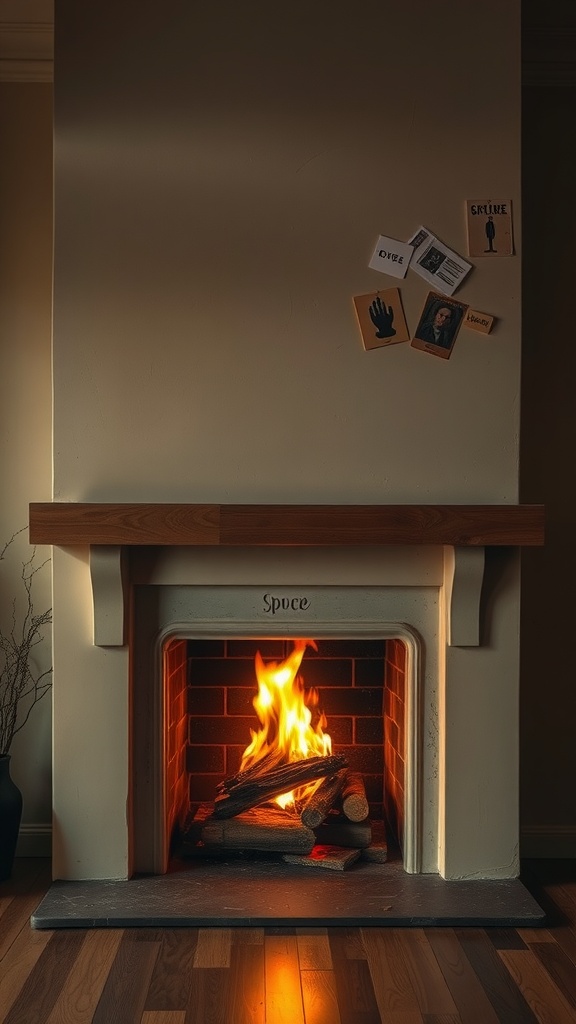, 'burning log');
314,812,372,849
359,819,388,863
201,806,316,854
216,750,283,794
341,771,370,822
300,769,348,828
213,753,348,819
